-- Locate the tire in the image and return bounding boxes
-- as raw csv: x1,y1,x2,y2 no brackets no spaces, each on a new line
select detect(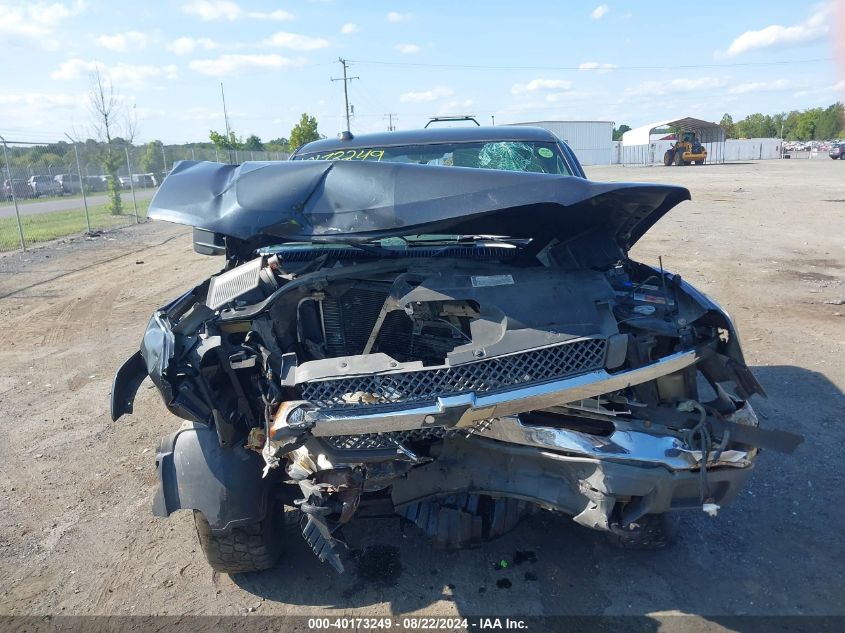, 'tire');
663,151,672,166
193,509,282,574
606,513,676,550
695,160,704,165
673,151,683,166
